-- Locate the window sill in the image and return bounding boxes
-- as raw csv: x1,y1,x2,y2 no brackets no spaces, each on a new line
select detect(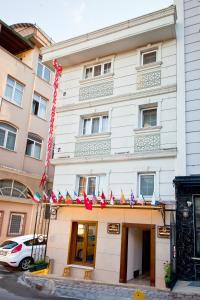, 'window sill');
136,61,162,72
31,113,47,122
76,132,111,141
36,74,51,85
2,97,22,109
0,145,16,153
68,264,94,270
25,155,42,161
79,73,114,85
134,126,162,134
